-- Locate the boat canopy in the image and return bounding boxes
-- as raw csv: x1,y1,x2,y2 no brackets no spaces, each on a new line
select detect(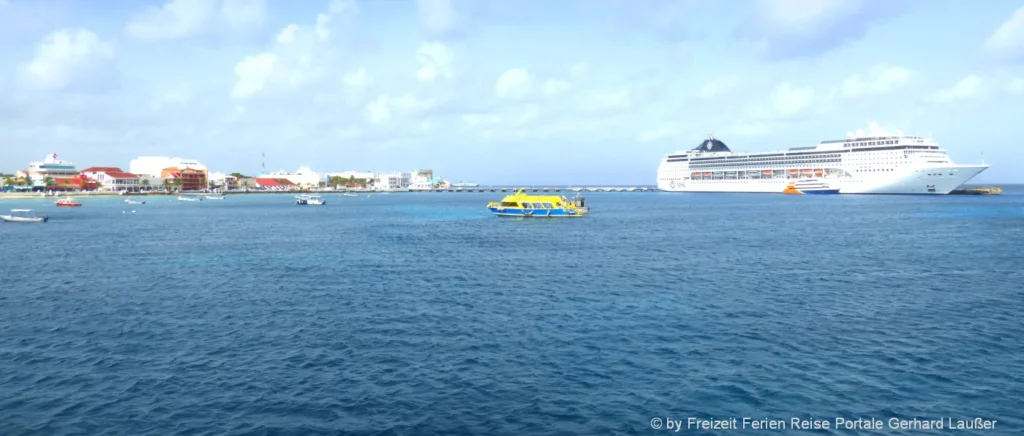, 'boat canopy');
11,209,31,212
